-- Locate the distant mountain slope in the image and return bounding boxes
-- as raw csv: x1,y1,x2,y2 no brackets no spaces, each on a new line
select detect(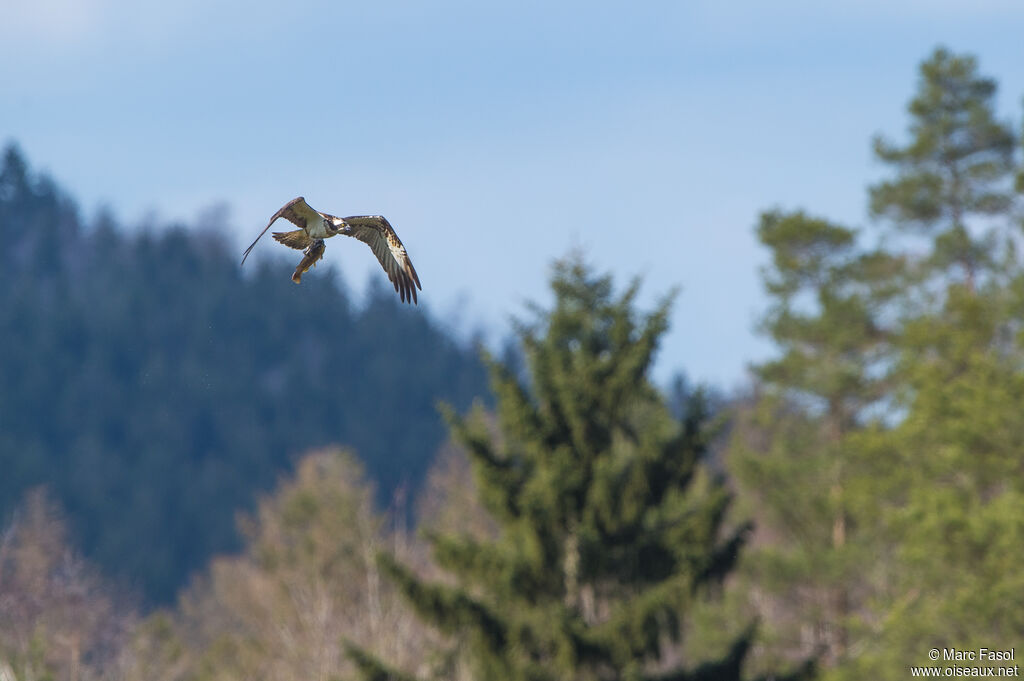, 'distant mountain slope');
0,144,489,604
